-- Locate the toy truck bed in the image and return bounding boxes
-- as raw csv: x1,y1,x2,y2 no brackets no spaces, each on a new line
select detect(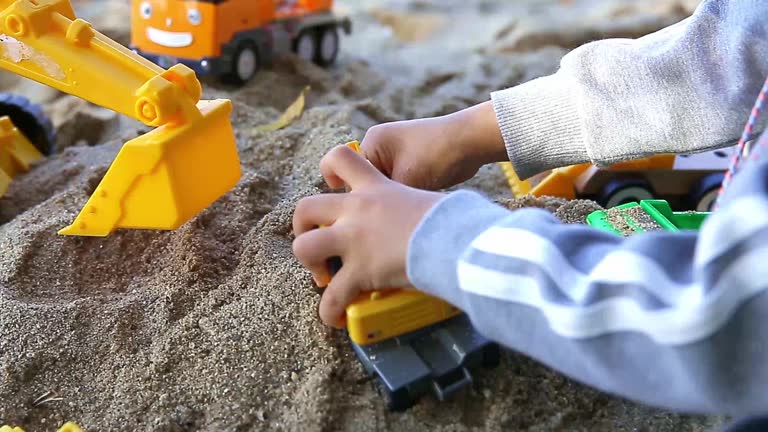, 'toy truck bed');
351,313,500,411
586,199,709,235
